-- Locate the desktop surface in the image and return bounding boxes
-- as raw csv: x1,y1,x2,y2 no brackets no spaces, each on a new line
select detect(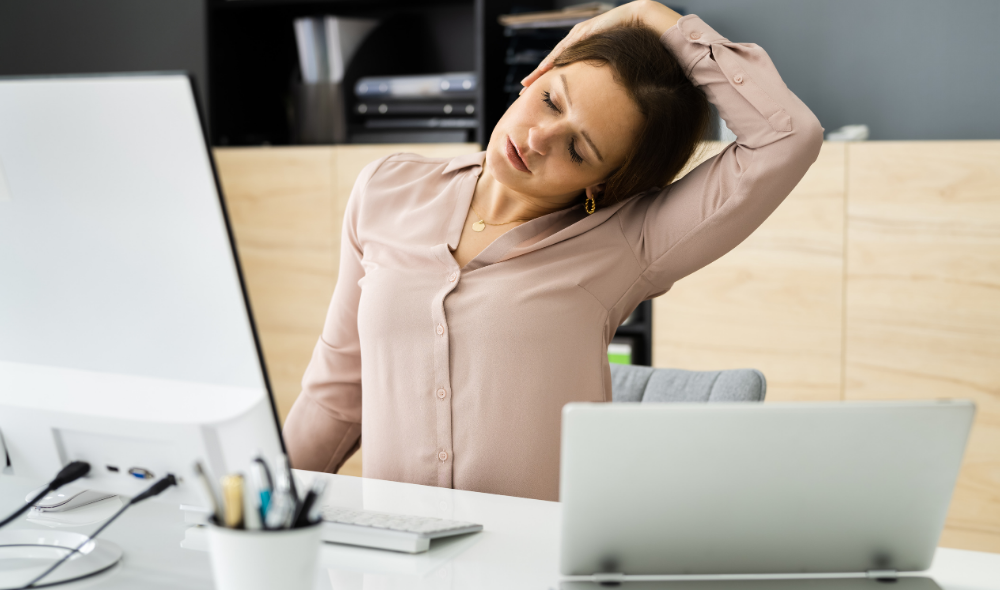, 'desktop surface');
0,471,997,590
